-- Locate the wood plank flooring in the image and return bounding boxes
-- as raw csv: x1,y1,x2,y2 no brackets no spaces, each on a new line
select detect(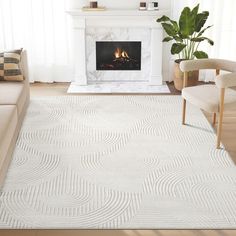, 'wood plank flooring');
0,229,236,236
1,82,234,235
